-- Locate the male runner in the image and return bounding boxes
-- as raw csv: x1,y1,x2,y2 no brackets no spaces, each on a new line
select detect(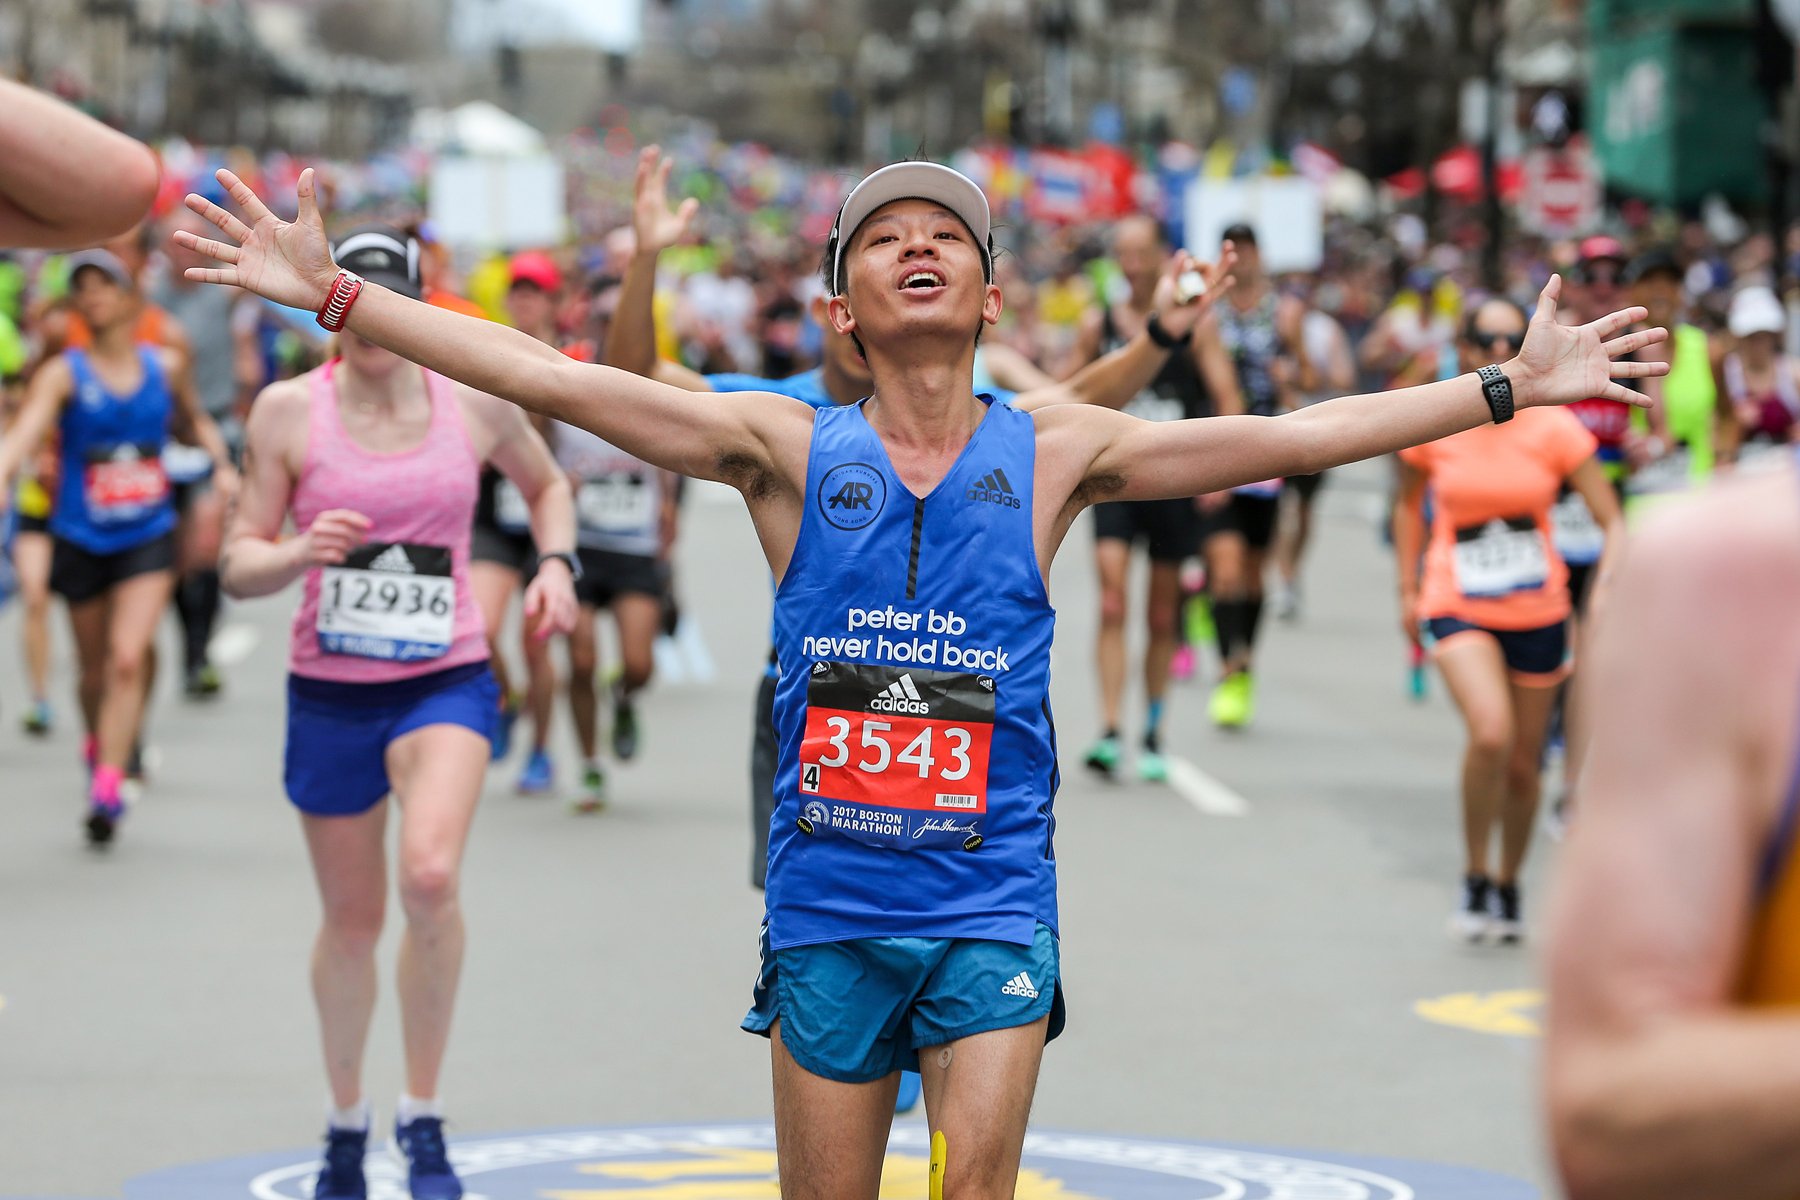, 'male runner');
606,148,1235,884
1207,223,1312,727
158,207,265,696
1543,456,1800,1199
1065,214,1242,780
182,159,1661,1200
